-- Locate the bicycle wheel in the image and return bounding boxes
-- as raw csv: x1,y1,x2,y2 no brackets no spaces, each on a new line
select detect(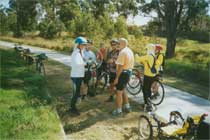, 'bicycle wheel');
150,80,165,105
169,111,185,126
127,69,141,88
126,69,142,95
40,62,46,76
126,83,142,95
138,115,153,140
95,72,108,90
